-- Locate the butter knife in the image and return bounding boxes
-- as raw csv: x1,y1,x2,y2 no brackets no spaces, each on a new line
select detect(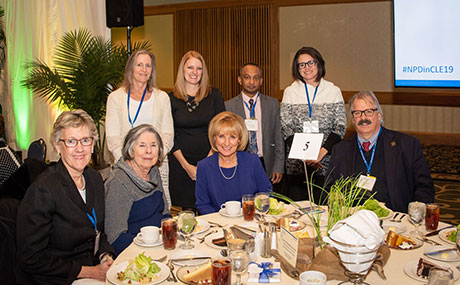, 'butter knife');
169,256,212,262
425,225,456,237
424,247,457,256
